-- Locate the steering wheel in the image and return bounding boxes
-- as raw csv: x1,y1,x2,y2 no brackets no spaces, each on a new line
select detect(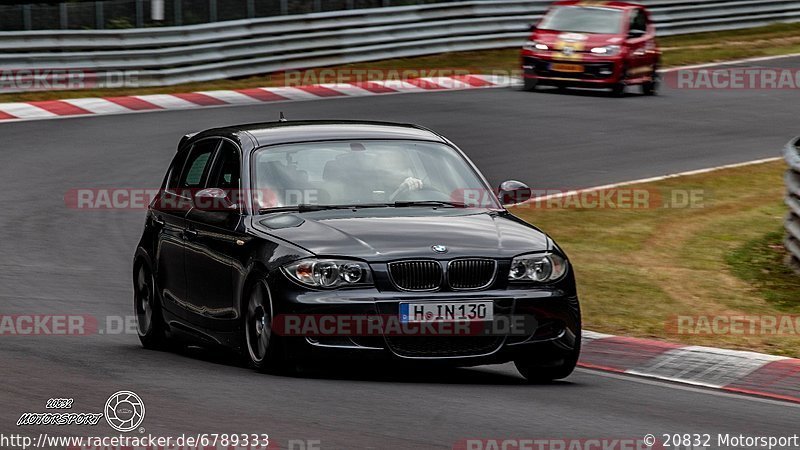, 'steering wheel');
389,175,434,202
390,186,448,203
